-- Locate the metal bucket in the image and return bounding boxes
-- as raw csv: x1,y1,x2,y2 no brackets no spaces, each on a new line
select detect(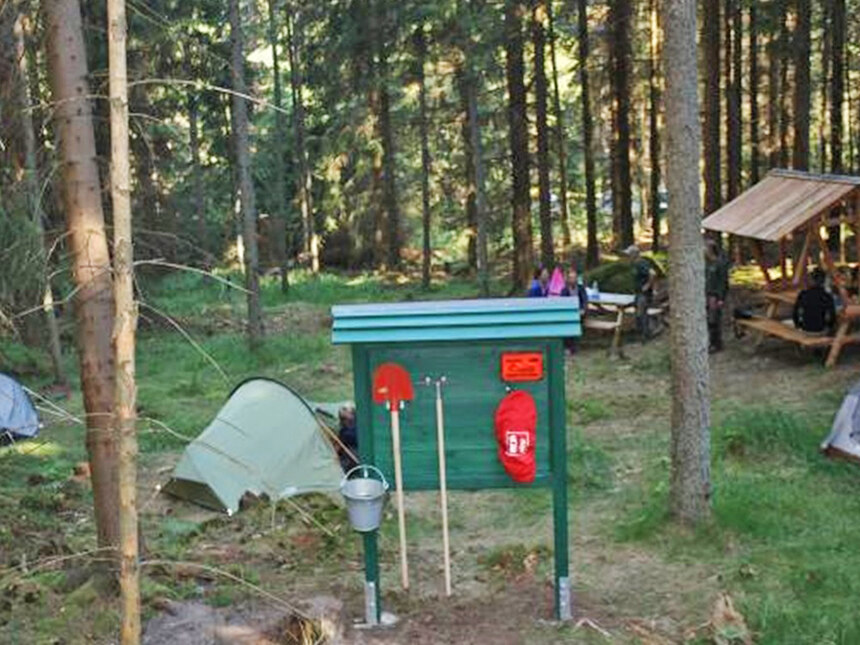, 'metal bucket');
341,465,388,532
